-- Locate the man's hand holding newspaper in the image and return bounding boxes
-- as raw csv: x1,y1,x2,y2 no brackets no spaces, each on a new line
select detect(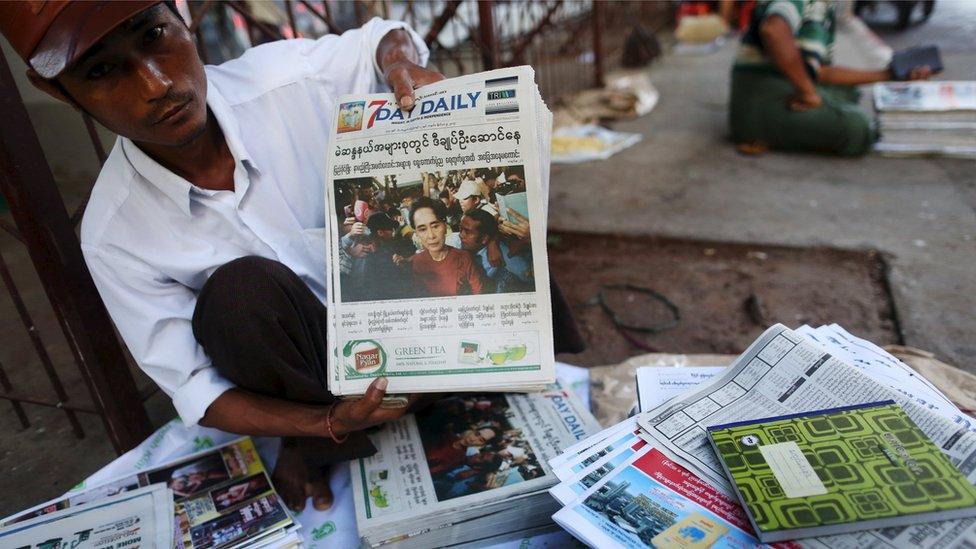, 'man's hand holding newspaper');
324,66,556,396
